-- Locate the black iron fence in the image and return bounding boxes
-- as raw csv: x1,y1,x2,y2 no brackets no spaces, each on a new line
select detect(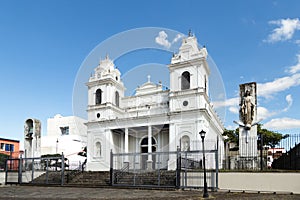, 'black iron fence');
110,148,219,190
5,154,66,185
272,143,300,170
223,133,300,170
0,151,20,171
276,134,300,151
